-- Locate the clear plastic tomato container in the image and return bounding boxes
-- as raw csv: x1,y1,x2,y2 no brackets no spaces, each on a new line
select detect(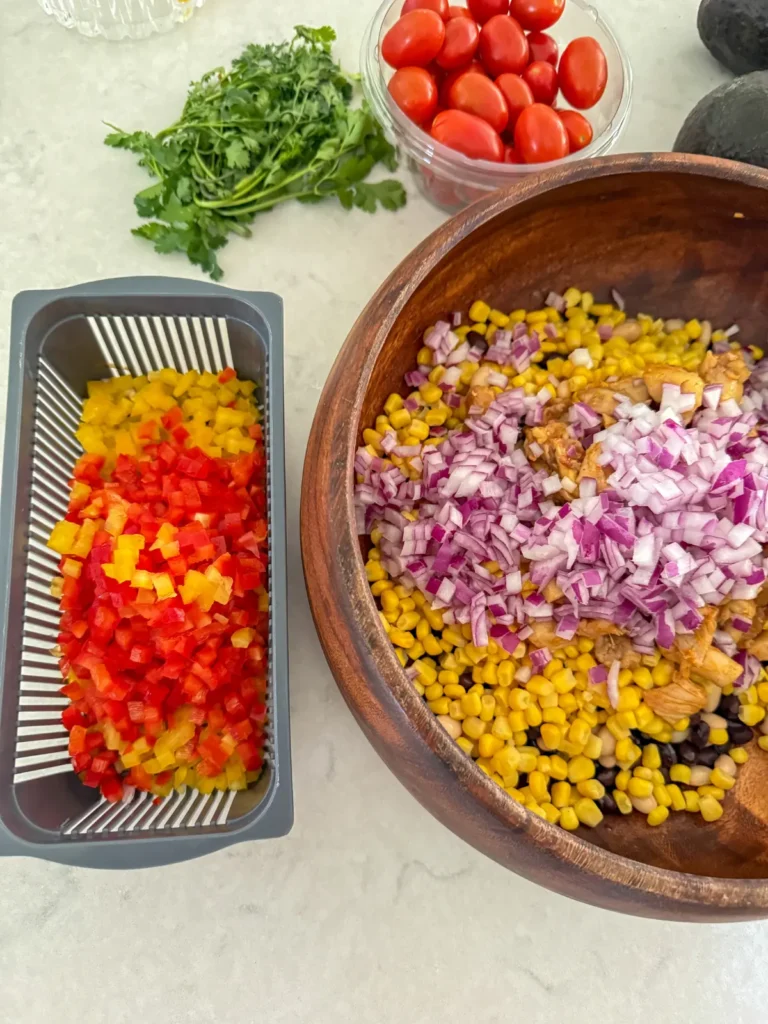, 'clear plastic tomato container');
361,0,633,212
